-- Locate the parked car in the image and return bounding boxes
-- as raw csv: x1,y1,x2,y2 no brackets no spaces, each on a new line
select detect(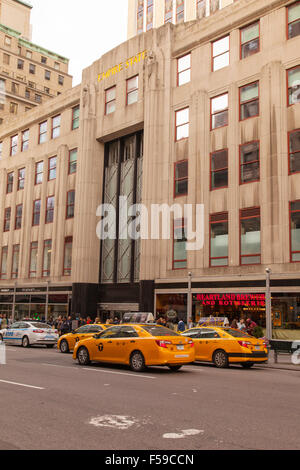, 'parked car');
0,321,58,348
57,323,108,353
